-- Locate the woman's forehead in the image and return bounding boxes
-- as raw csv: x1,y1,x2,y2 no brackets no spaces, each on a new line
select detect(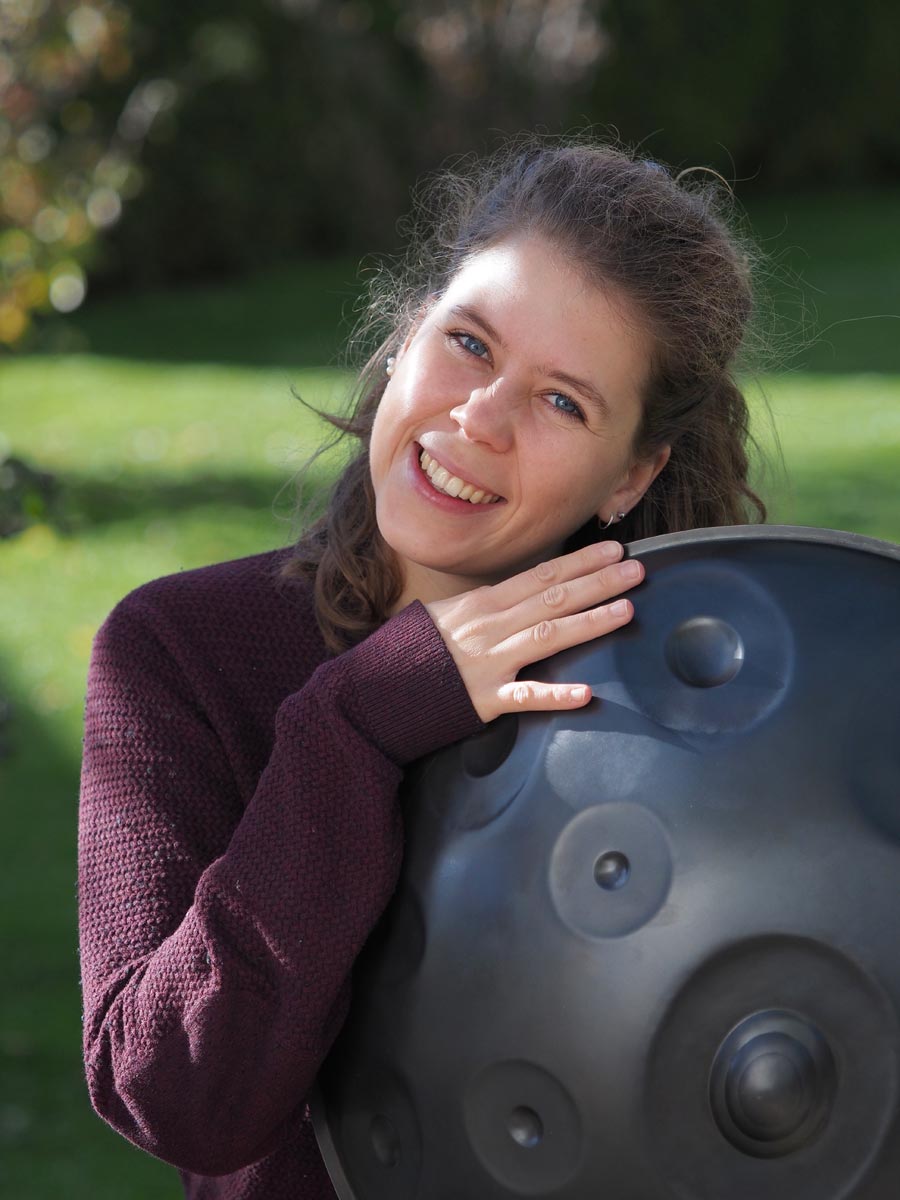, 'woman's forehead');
434,235,645,345
440,235,592,306
431,236,648,372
